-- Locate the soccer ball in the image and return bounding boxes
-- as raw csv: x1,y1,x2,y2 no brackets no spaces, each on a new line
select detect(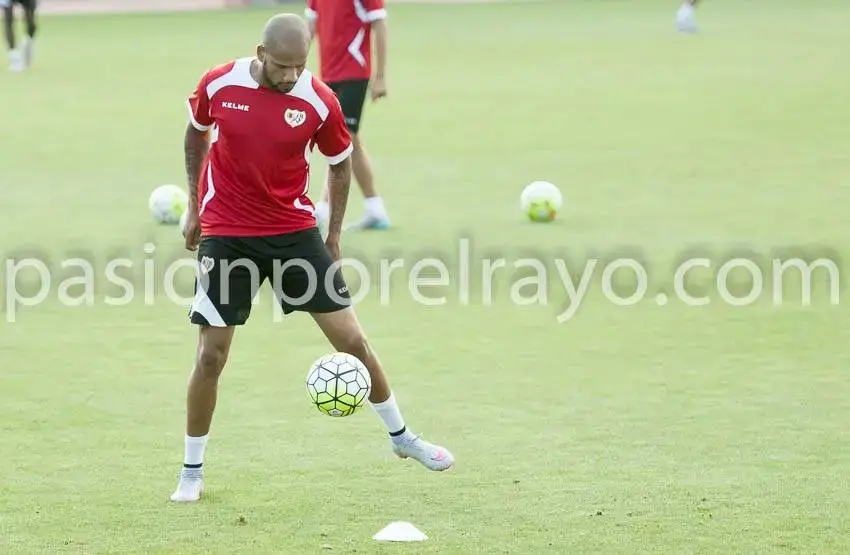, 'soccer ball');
520,180,562,222
149,184,188,224
306,352,372,417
